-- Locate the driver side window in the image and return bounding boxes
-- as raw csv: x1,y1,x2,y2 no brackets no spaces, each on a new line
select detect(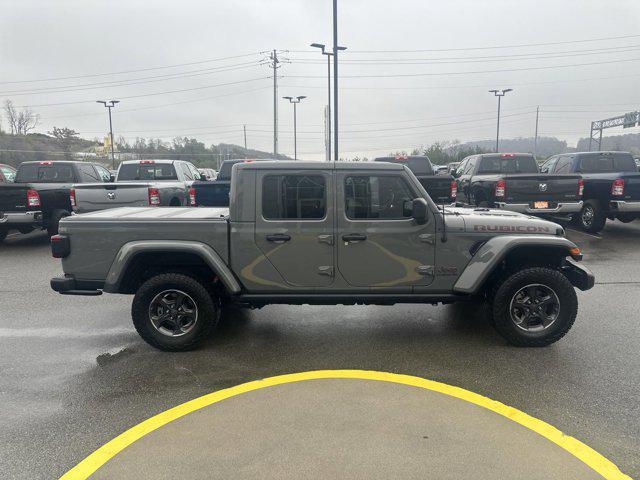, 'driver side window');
345,175,415,220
